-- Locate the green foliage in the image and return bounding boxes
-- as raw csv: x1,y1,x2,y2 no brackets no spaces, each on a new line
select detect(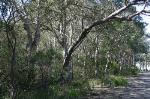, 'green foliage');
108,61,119,74
63,88,81,99
110,76,128,87
17,90,49,99
0,81,8,99
0,0,149,98
31,48,56,65
121,65,140,76
72,80,90,91
17,80,89,99
68,89,79,98
130,67,139,75
129,39,149,54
